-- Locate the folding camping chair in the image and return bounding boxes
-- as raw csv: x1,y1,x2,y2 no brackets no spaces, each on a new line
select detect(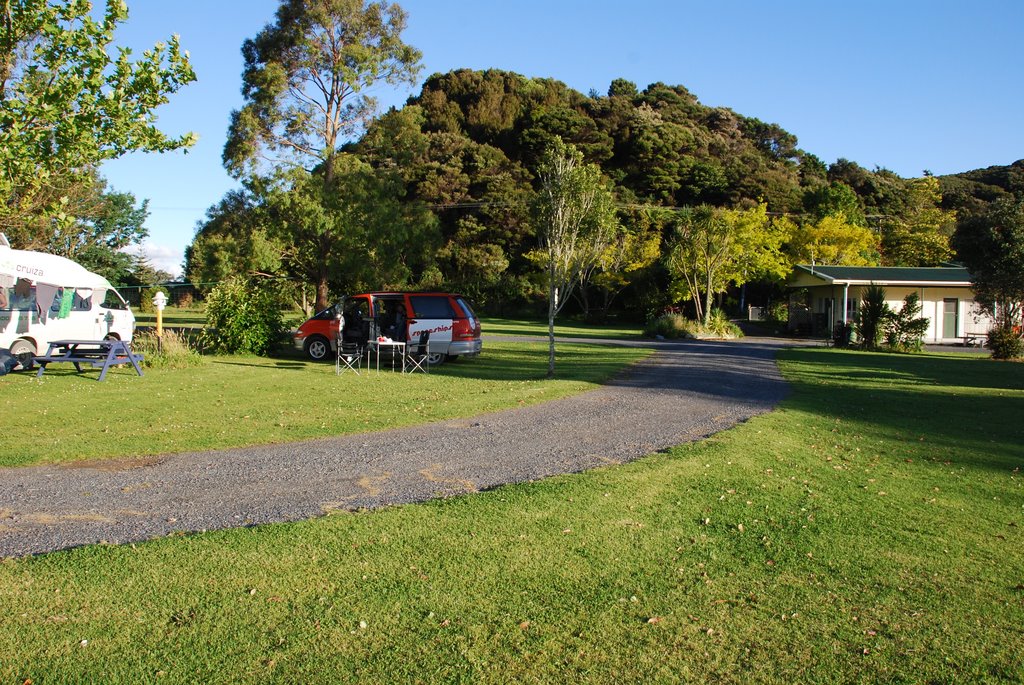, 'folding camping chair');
404,331,430,373
336,339,362,375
